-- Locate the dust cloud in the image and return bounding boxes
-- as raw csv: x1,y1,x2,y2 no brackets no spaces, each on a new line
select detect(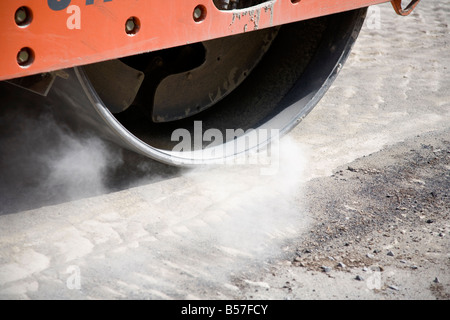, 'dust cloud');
0,111,123,214
126,136,313,288
0,103,310,296
185,137,310,258
42,133,122,202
